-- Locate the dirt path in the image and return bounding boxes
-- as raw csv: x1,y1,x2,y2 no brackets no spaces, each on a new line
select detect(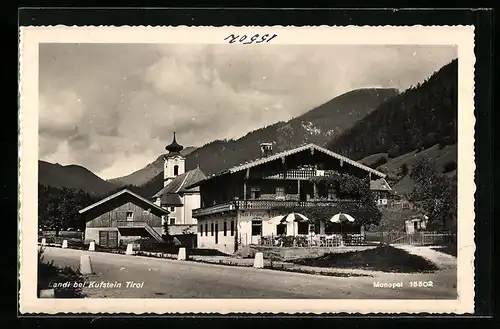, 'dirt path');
391,245,457,269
